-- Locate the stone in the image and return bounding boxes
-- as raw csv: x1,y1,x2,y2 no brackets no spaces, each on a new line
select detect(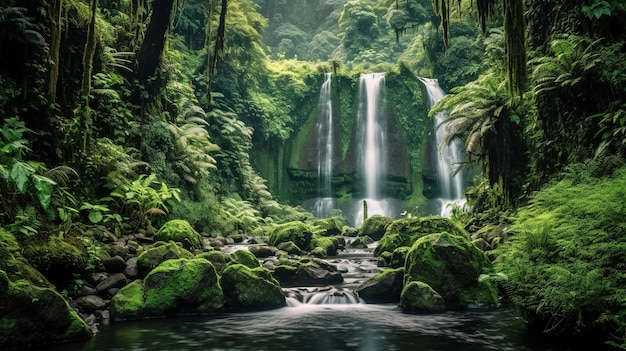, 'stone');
136,241,194,277
134,233,154,244
95,273,127,294
155,219,204,250
75,295,108,313
400,281,446,313
267,221,314,251
276,241,302,255
375,216,467,256
390,246,410,268
124,257,139,278
360,215,393,241
230,249,261,268
355,267,404,303
220,264,286,311
248,244,278,258
404,232,498,309
273,258,343,287
312,217,343,236
196,250,230,274
103,255,127,273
